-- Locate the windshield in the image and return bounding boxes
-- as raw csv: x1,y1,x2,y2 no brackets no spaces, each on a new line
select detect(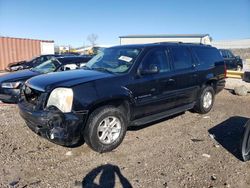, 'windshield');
32,59,60,73
85,47,141,73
